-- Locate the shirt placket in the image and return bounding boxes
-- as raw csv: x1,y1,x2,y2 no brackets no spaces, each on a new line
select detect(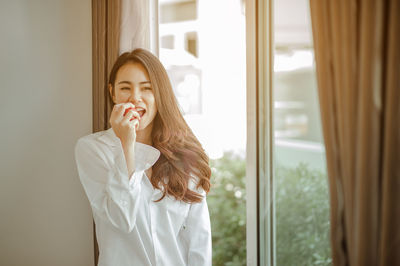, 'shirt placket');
149,193,160,266
144,172,161,266
149,186,162,265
